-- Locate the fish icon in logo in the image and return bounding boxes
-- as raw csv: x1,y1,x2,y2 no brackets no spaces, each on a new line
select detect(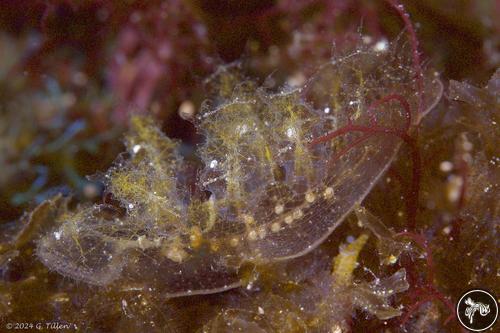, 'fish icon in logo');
457,289,498,332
